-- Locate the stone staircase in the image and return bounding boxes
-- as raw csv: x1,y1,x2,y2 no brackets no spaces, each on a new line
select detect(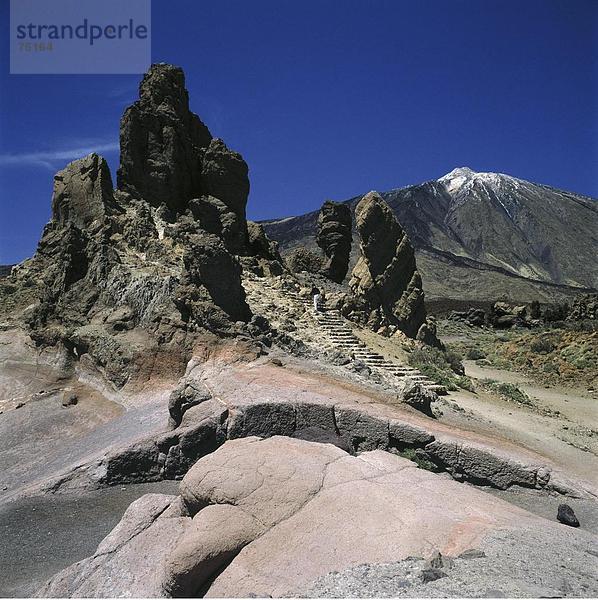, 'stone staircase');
249,276,446,395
